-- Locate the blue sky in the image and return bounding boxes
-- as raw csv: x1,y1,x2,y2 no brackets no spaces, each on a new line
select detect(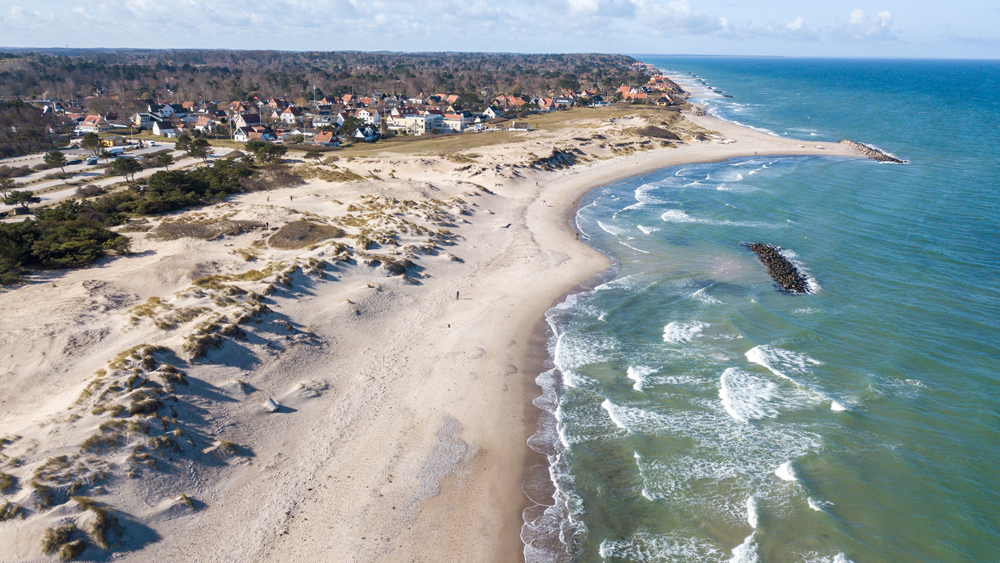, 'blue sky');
0,0,997,58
